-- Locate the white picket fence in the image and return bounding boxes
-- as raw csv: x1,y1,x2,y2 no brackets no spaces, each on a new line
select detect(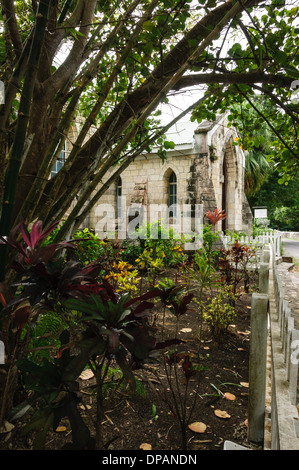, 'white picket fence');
225,242,299,450
222,230,282,258
266,244,299,450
